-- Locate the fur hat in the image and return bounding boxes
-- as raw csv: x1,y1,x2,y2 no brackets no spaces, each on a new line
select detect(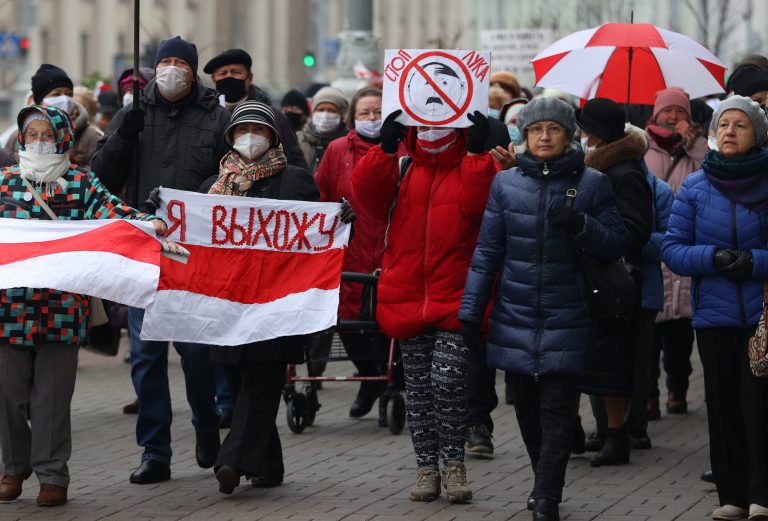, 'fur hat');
516,97,577,138
576,98,627,143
